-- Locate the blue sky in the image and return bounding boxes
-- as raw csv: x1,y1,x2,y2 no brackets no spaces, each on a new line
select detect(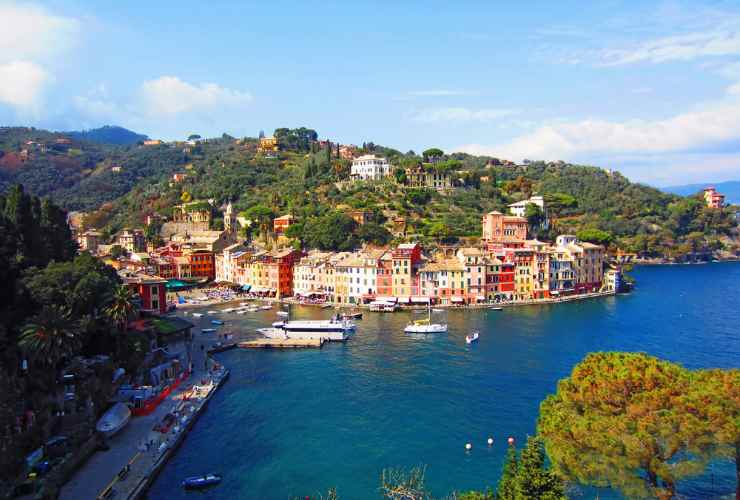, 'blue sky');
3,1,740,185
